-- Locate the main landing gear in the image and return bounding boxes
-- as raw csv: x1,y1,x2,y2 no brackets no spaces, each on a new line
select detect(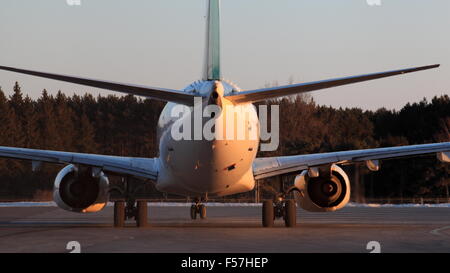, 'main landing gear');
111,177,148,228
262,182,298,228
262,198,296,228
190,197,207,220
113,199,148,228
